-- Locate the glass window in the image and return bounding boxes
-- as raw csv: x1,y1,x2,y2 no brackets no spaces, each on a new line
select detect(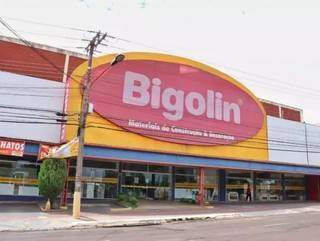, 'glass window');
148,165,170,173
121,167,171,200
284,174,305,201
0,161,14,177
226,170,252,202
122,163,147,172
255,172,282,202
84,160,118,170
123,172,147,186
176,167,198,175
175,167,198,201
68,160,119,199
205,169,219,202
0,159,39,196
175,174,197,184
